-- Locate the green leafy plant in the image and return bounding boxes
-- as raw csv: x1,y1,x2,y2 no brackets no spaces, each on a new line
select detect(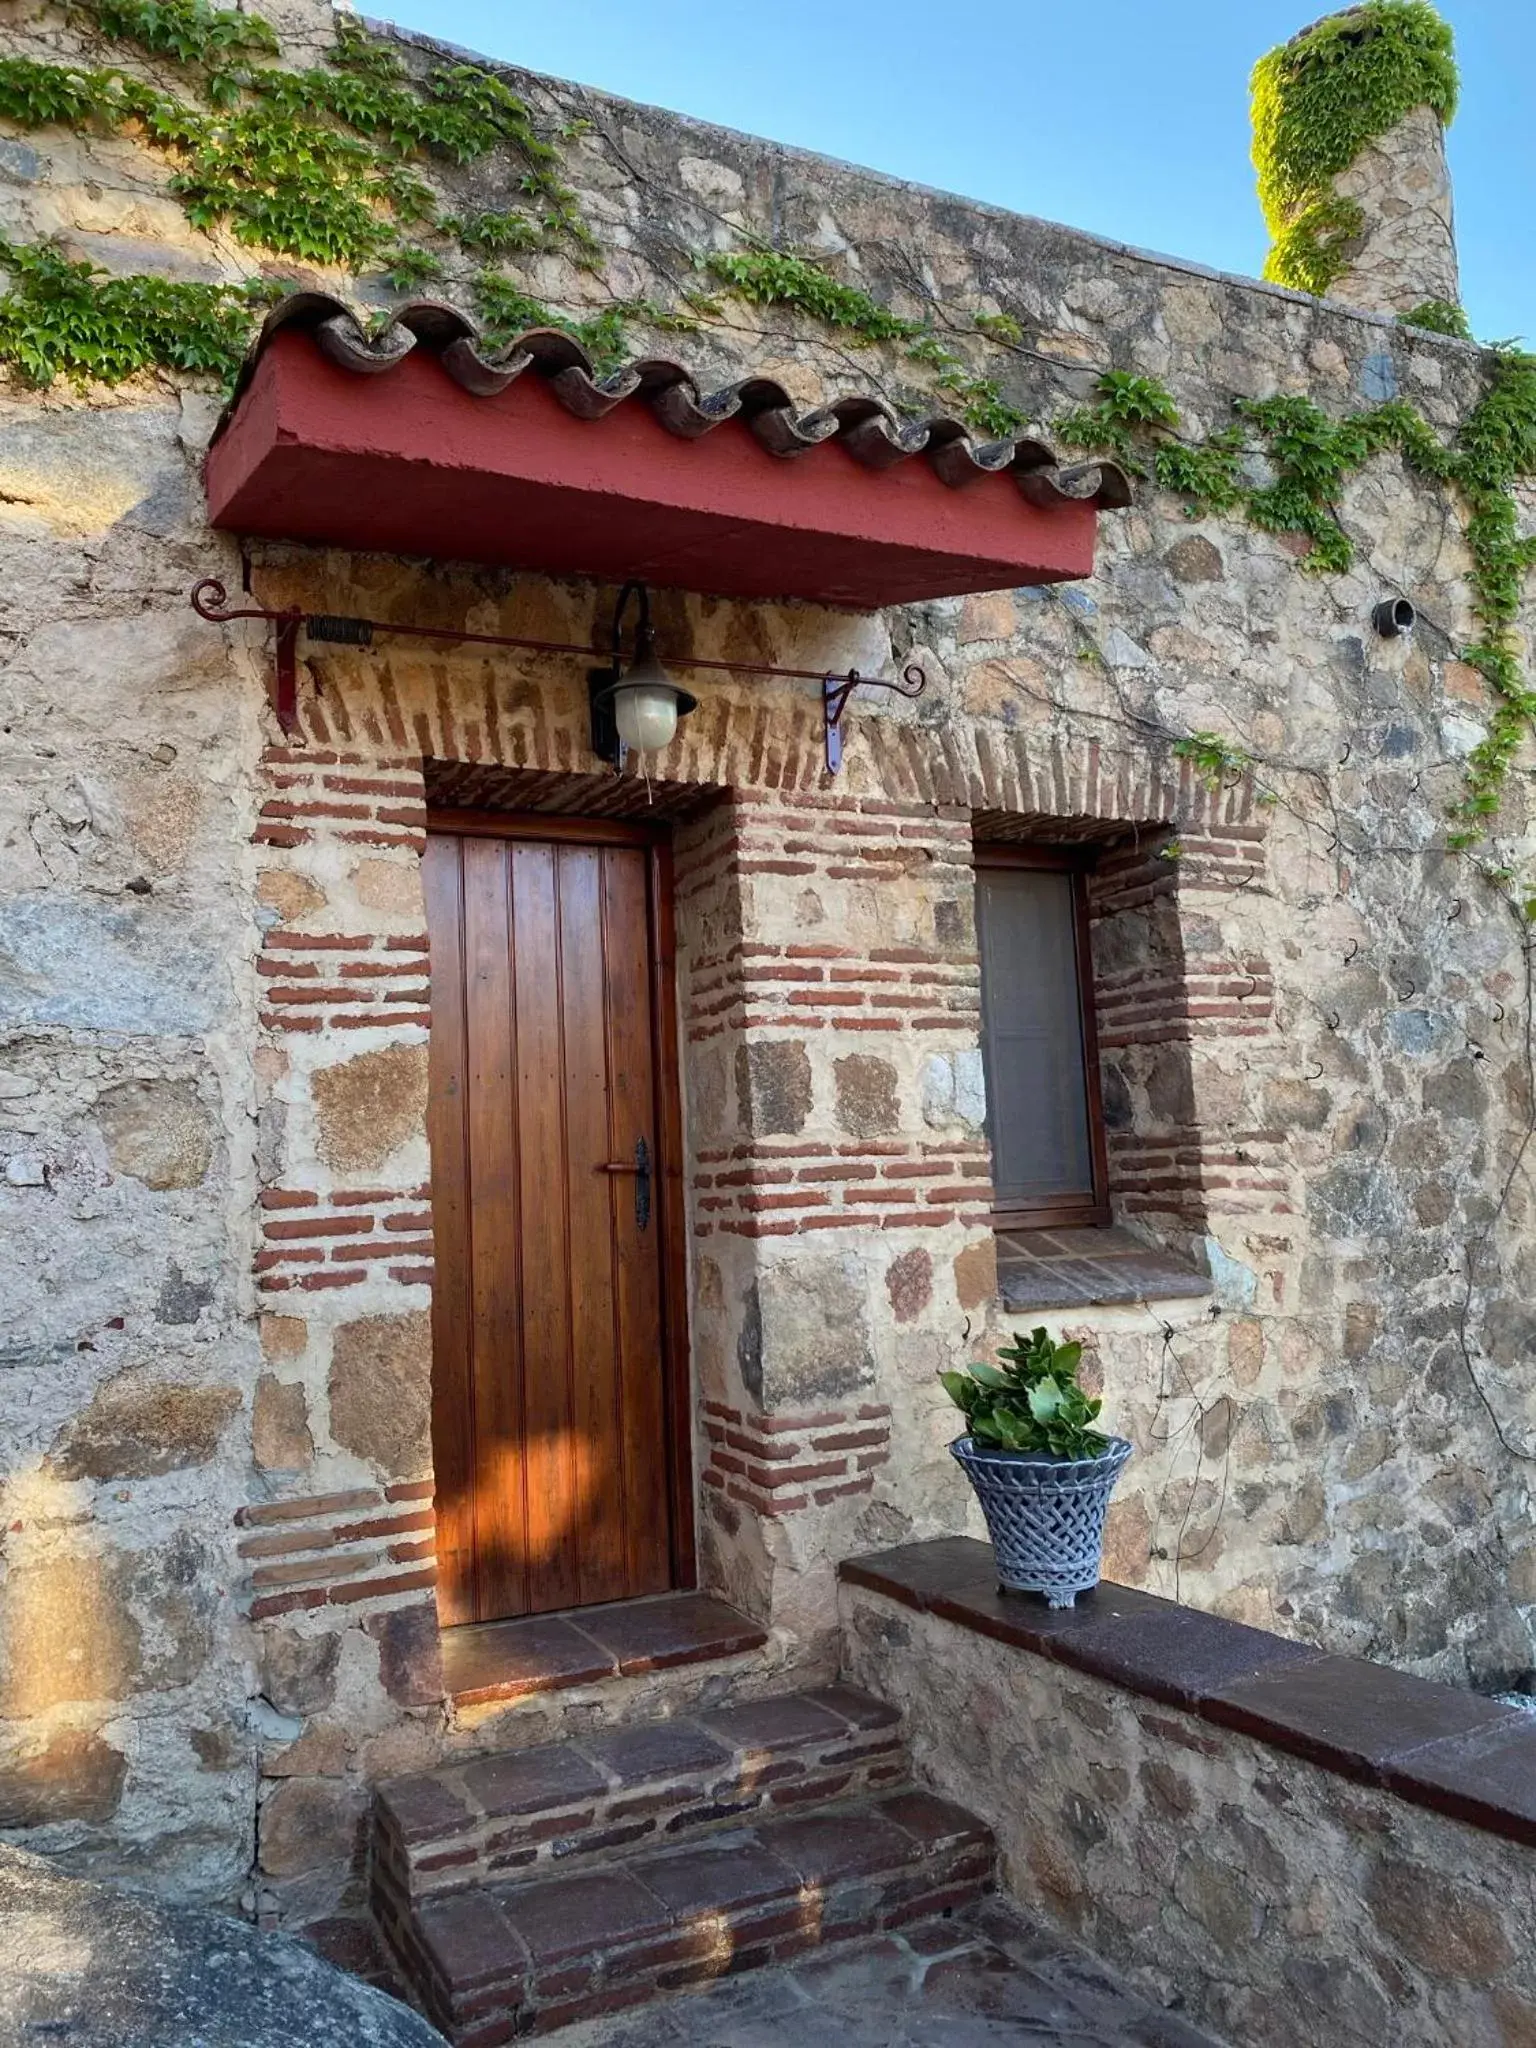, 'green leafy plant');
1054,361,1536,850
704,249,1025,435
940,1328,1110,1460
376,244,444,292
471,271,631,368
1173,731,1257,792
0,234,266,386
973,310,1023,346
0,17,585,277
445,207,544,256
1252,0,1459,296
1401,297,1473,339
84,0,278,65
1054,369,1180,466
704,247,915,344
